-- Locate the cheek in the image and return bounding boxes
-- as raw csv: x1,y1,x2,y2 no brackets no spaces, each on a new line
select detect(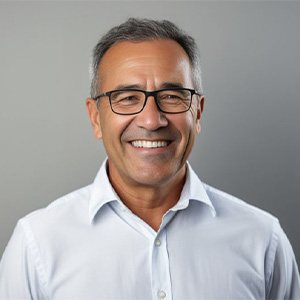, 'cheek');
99,112,134,145
181,113,199,150
171,114,195,144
